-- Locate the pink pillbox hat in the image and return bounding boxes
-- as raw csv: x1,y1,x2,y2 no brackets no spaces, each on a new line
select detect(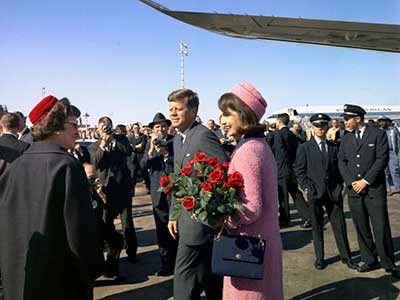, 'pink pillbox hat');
230,82,267,121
